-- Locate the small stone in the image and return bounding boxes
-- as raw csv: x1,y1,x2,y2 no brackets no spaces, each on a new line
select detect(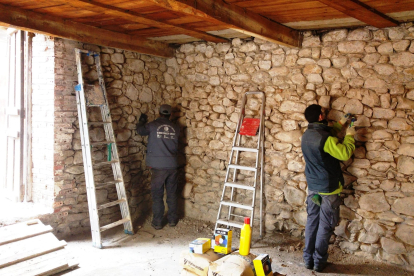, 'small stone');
359,192,390,213
340,241,360,252
397,156,414,175
396,224,414,246
323,29,348,42
338,41,366,53
378,42,393,55
392,197,414,216
388,118,411,130
279,101,307,113
348,29,372,41
344,99,364,114
275,130,303,143
372,130,393,140
284,186,306,206
377,211,404,223
372,108,395,119
239,41,257,52
358,230,379,243
390,52,414,67
381,237,407,254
